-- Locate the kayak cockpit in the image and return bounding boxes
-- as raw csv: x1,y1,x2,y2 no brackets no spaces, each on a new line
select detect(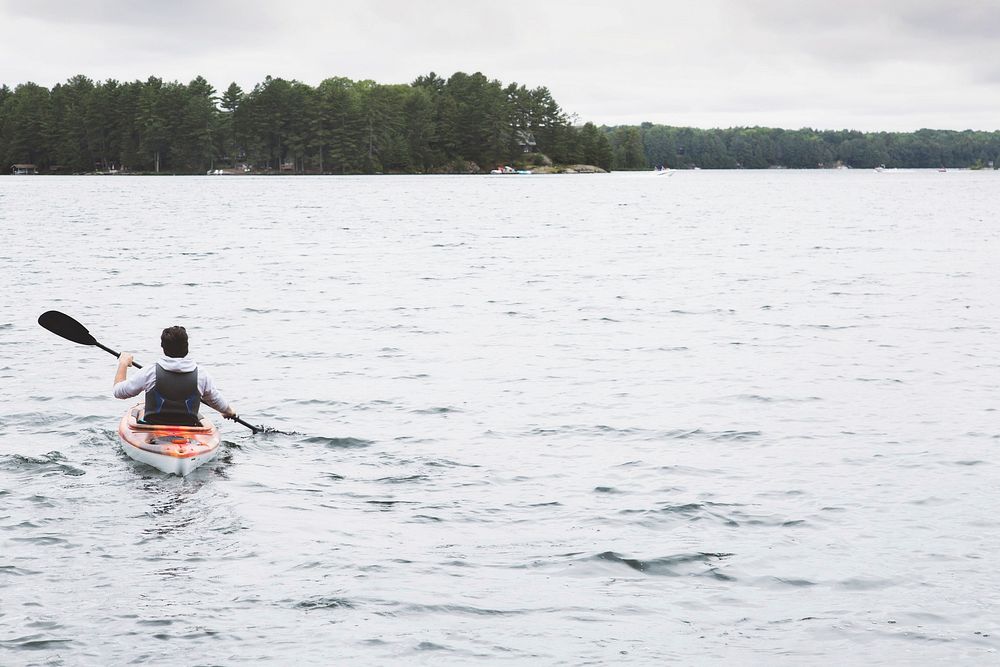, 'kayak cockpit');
118,405,222,473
